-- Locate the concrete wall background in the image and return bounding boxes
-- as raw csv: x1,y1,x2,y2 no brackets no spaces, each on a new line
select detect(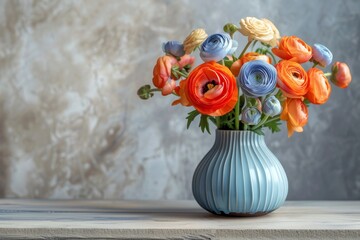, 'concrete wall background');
0,0,359,200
